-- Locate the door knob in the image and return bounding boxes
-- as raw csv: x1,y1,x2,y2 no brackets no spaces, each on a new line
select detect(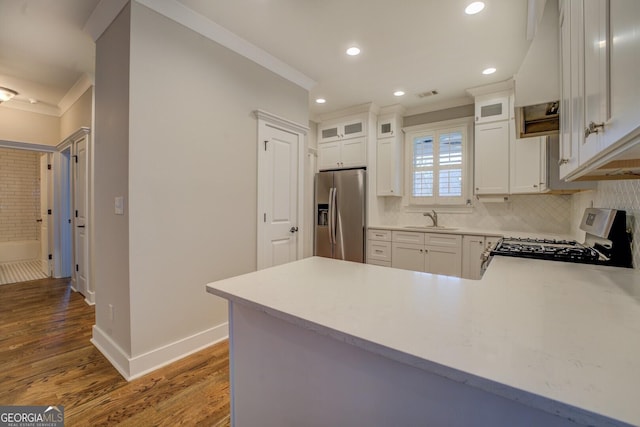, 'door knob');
289,226,299,233
36,219,43,223
77,225,86,228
